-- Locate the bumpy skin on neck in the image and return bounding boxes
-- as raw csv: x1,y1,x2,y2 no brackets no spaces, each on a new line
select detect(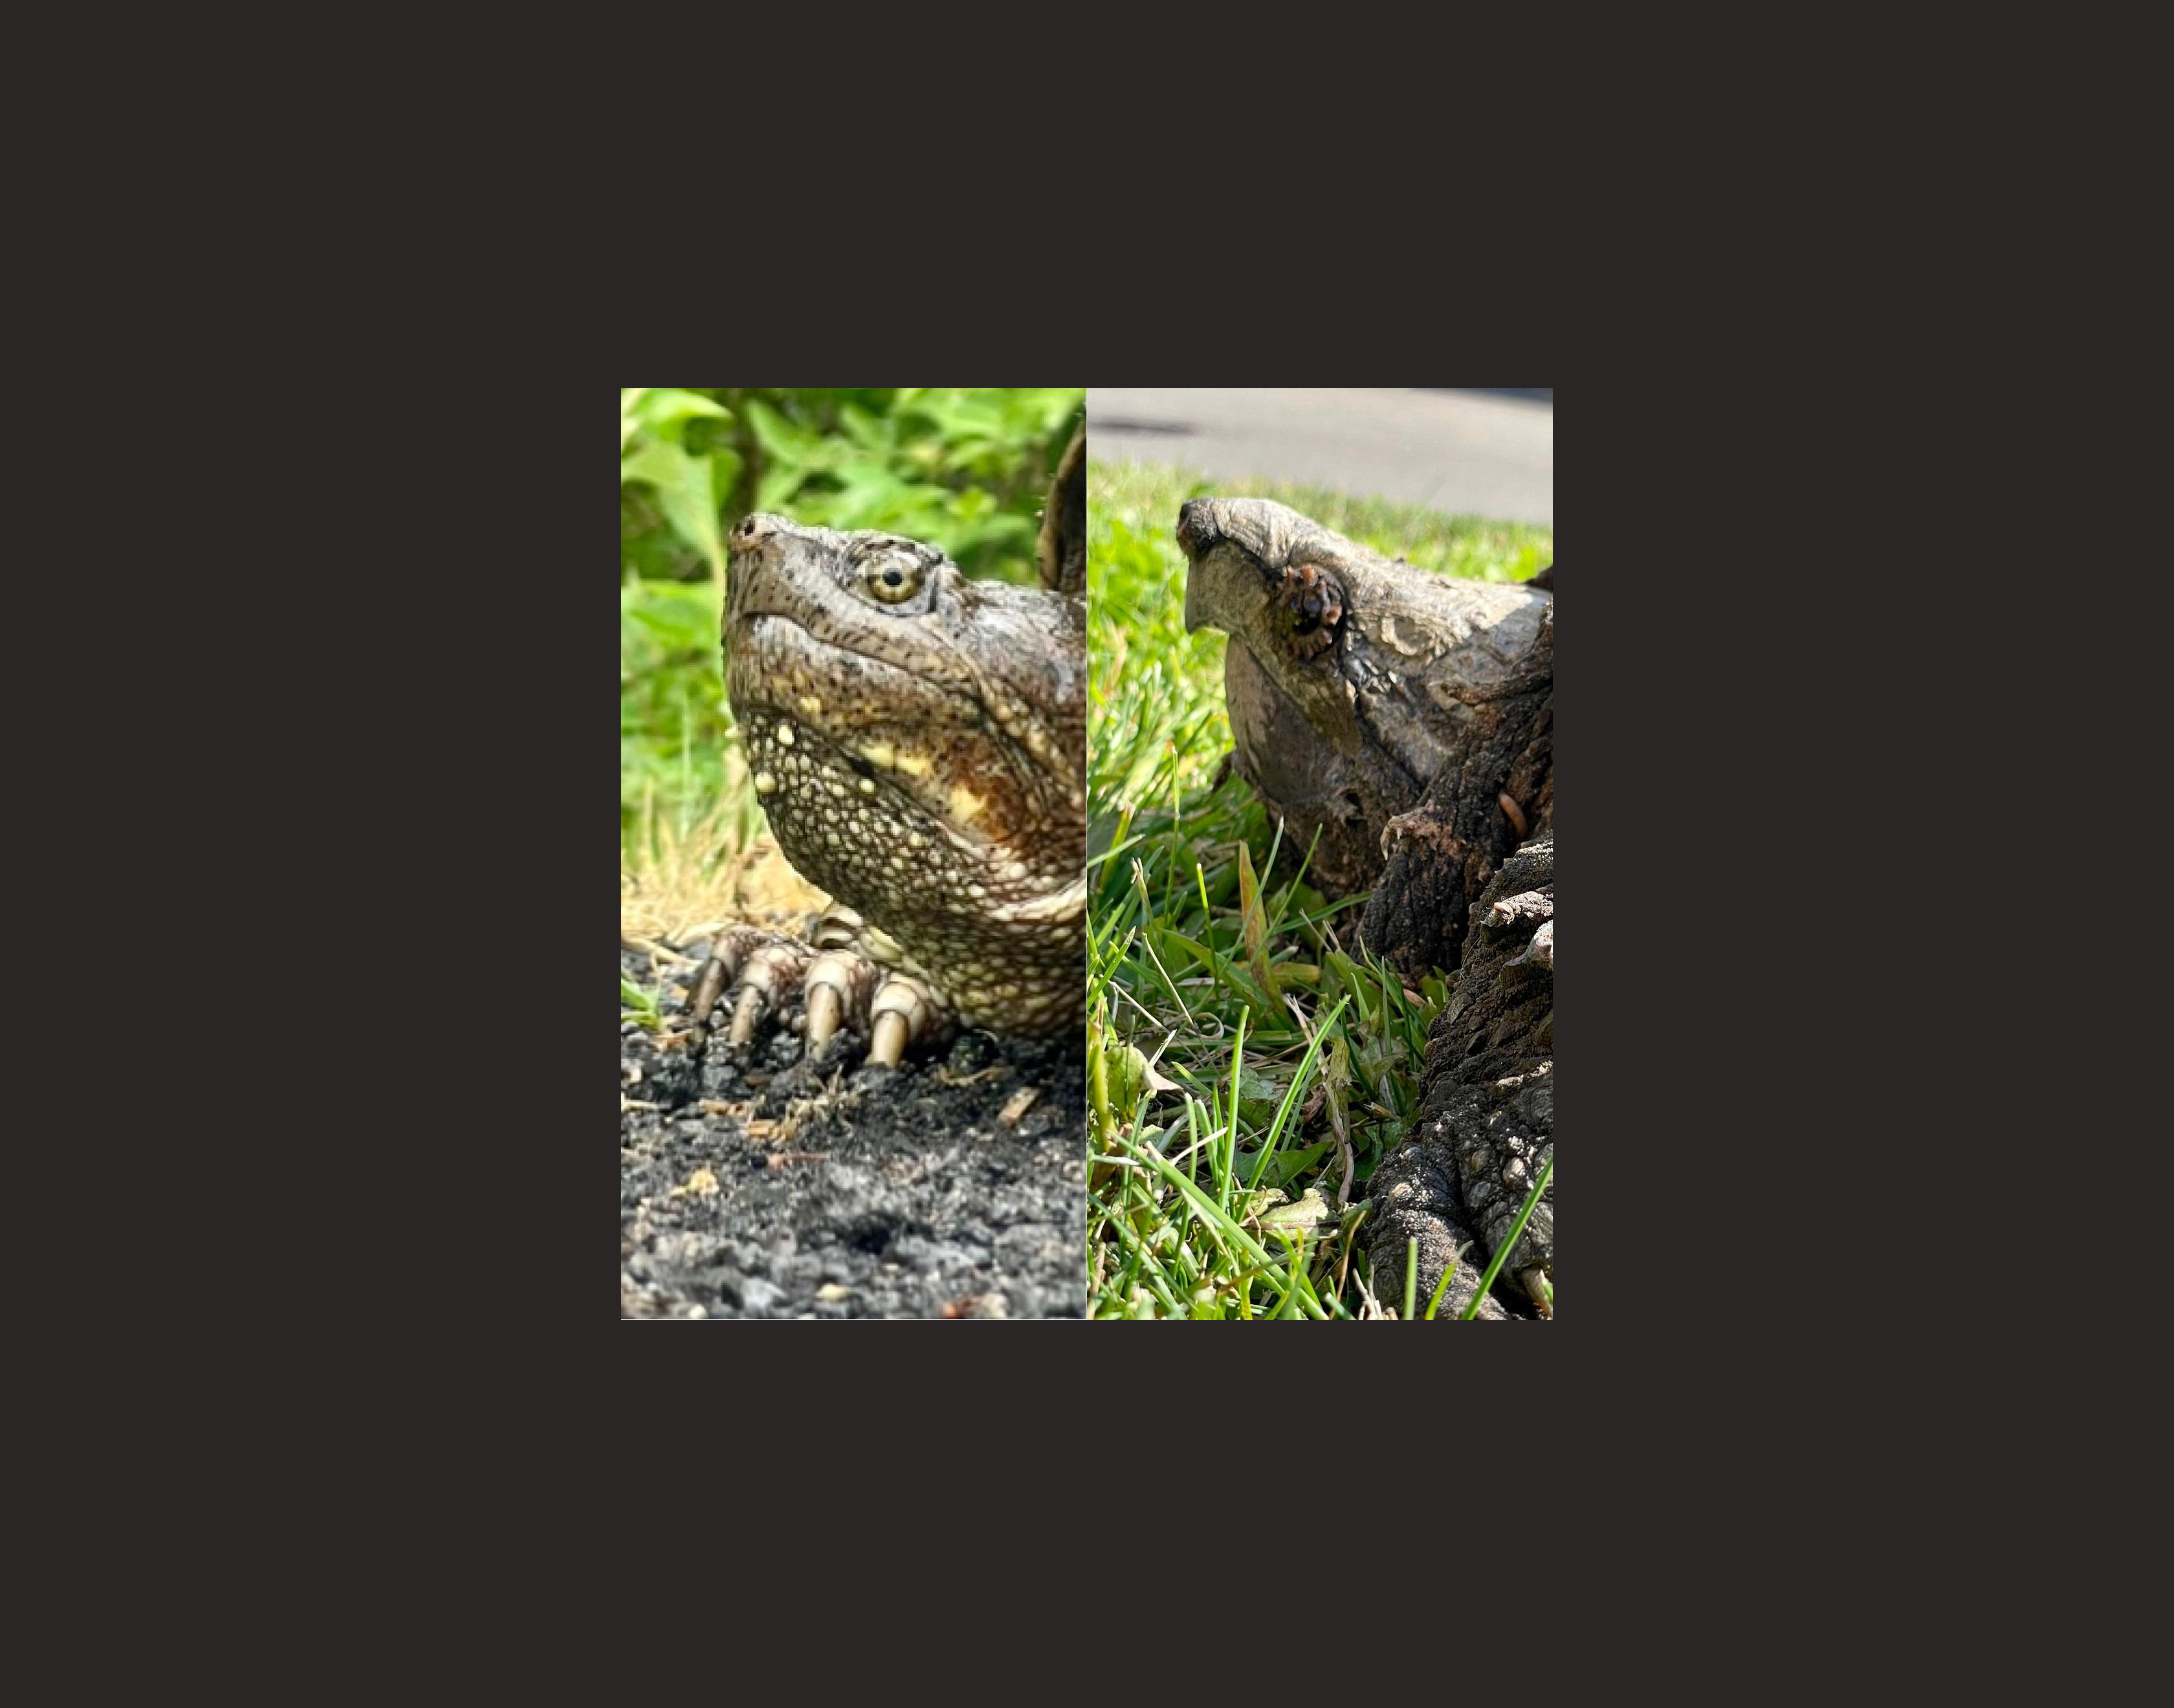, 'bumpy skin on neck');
723,516,1085,1035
